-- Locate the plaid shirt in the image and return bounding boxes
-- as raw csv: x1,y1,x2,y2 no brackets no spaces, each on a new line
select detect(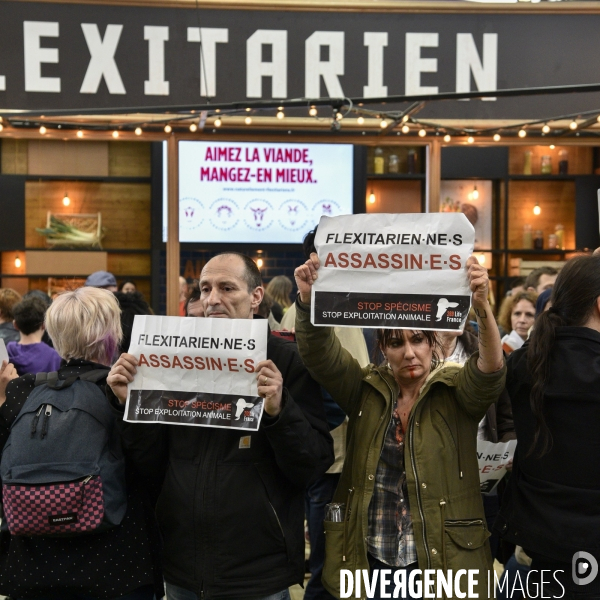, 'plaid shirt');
367,410,417,567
